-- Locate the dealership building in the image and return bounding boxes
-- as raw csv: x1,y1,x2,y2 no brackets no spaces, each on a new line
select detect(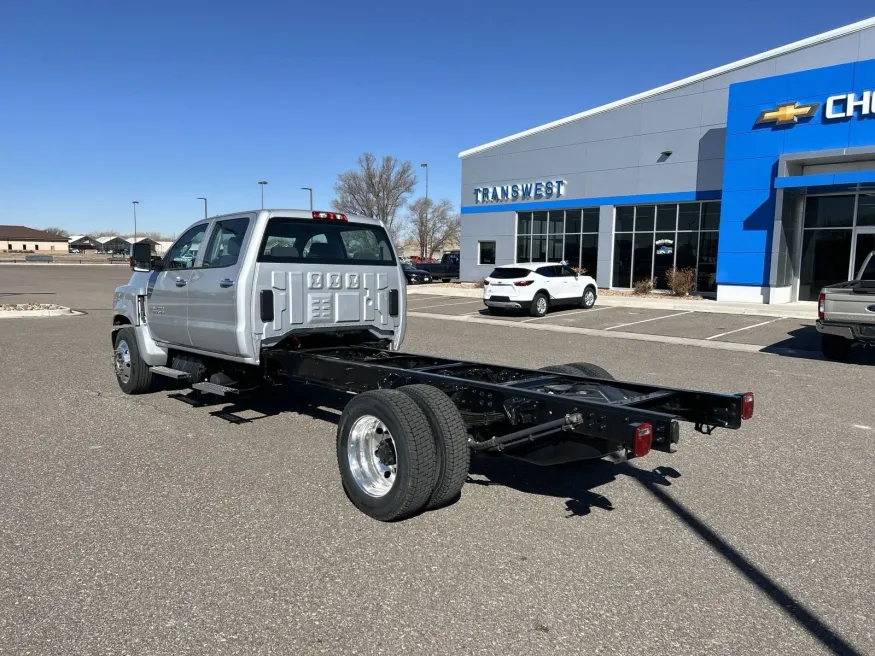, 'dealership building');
458,16,875,303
